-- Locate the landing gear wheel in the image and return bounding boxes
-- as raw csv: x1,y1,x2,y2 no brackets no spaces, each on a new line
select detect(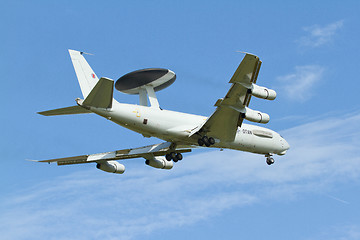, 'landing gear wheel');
208,137,215,145
176,153,183,161
198,136,215,147
266,157,275,165
166,152,183,162
170,152,176,160
202,136,211,147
